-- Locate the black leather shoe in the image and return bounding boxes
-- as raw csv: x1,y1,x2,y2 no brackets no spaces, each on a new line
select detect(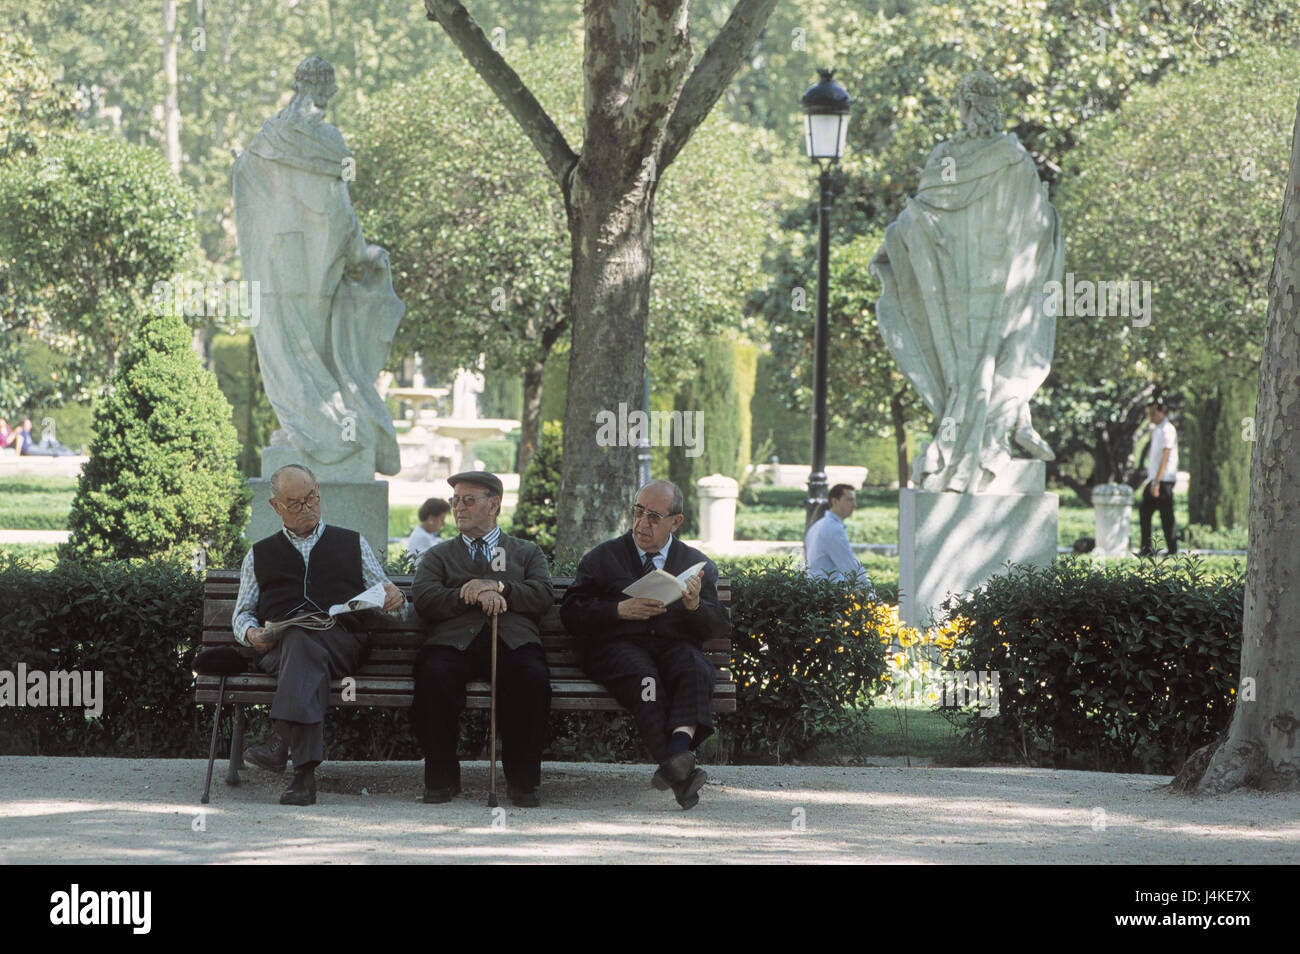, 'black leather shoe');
507,785,540,808
422,782,461,804
652,750,695,790
279,766,316,805
244,733,289,773
672,767,707,810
